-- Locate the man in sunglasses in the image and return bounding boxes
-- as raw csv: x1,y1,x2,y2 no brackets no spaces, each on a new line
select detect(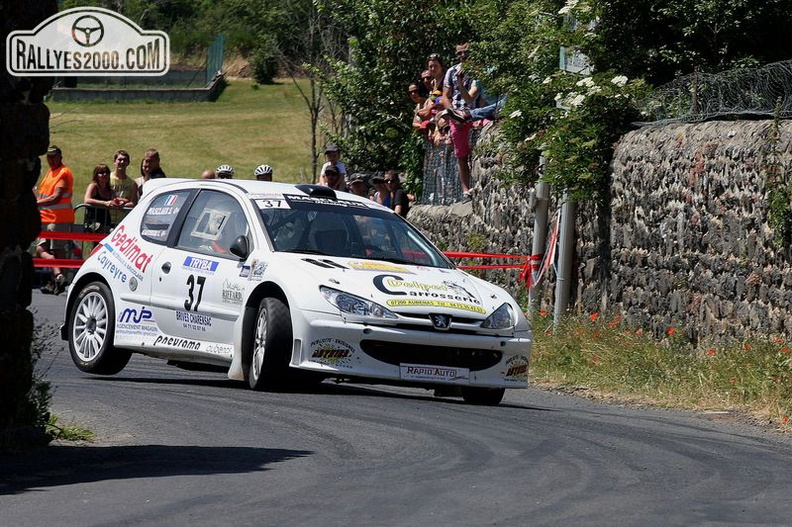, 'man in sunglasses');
441,42,480,203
